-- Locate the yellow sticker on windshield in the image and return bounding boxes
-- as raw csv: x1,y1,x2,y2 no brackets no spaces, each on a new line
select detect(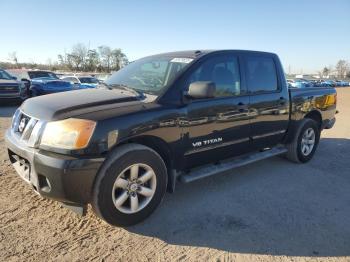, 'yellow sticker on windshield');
171,58,193,63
